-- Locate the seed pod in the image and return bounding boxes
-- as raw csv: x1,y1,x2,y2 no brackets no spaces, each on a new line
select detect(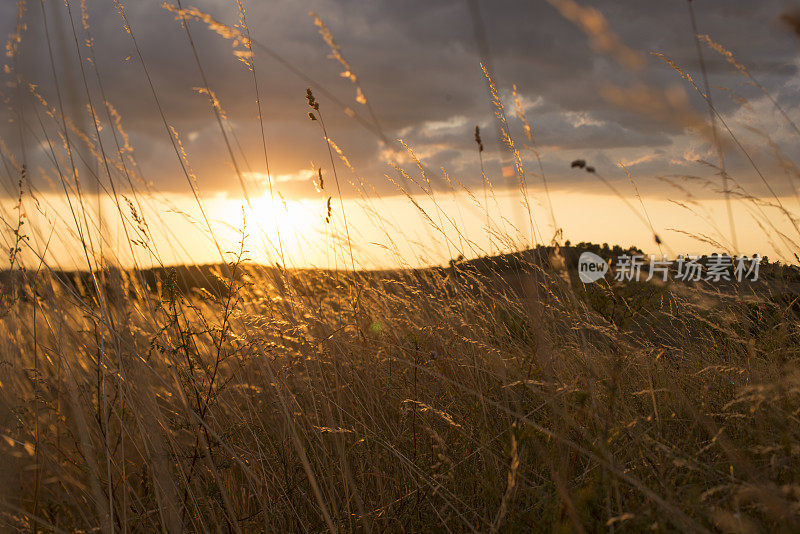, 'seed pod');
474,126,483,152
306,87,319,110
325,196,332,223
